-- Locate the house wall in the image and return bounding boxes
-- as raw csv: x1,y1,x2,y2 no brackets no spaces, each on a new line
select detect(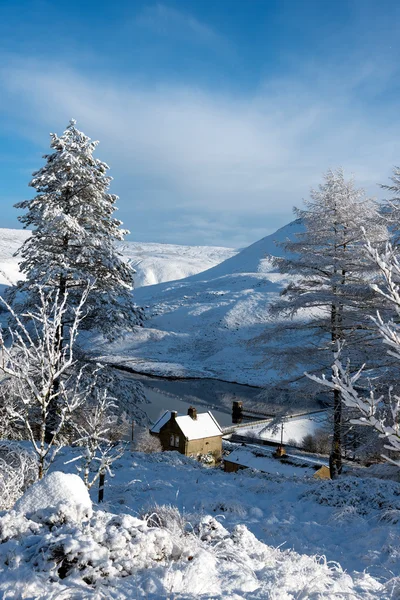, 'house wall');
153,417,222,458
155,419,187,453
224,460,242,473
186,435,222,459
